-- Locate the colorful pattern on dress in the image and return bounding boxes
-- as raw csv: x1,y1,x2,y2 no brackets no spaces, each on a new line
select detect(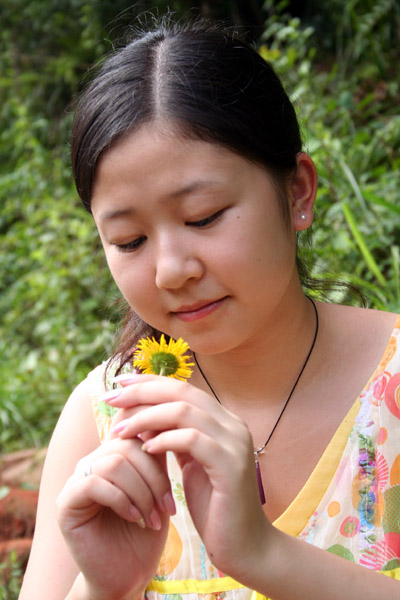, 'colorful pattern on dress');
298,317,400,576
89,316,400,600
